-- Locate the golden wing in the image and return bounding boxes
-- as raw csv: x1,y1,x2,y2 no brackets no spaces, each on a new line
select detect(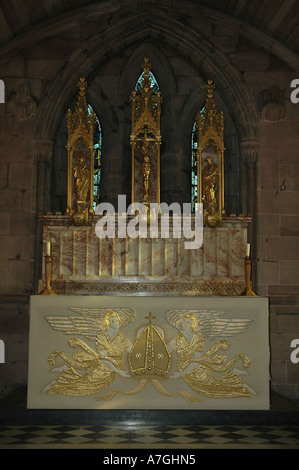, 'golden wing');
46,307,135,339
165,309,227,330
165,309,252,341
202,317,253,341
